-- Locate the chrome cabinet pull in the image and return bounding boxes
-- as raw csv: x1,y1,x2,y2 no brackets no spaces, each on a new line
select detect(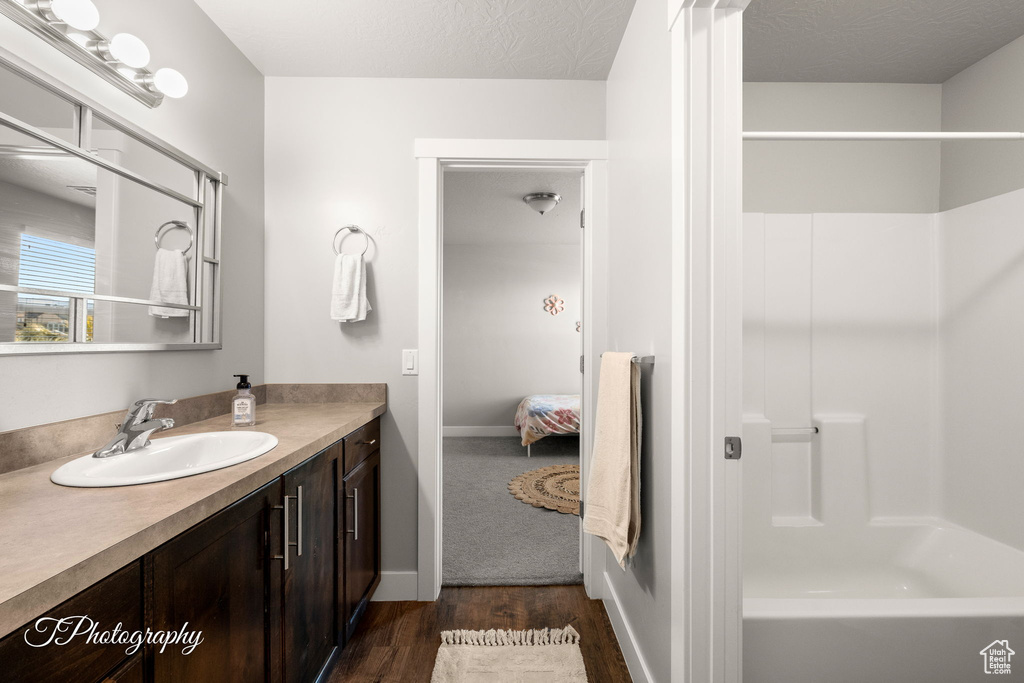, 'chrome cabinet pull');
345,488,359,541
272,491,299,569
295,485,303,557
362,439,377,446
